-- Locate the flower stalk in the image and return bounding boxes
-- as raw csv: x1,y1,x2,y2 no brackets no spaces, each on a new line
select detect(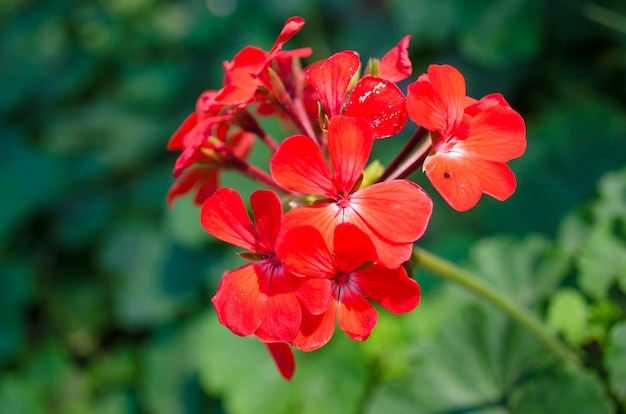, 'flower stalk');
410,246,583,370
